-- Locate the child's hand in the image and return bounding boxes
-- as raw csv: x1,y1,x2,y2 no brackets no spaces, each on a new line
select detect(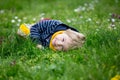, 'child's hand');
36,44,44,49
17,29,28,38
